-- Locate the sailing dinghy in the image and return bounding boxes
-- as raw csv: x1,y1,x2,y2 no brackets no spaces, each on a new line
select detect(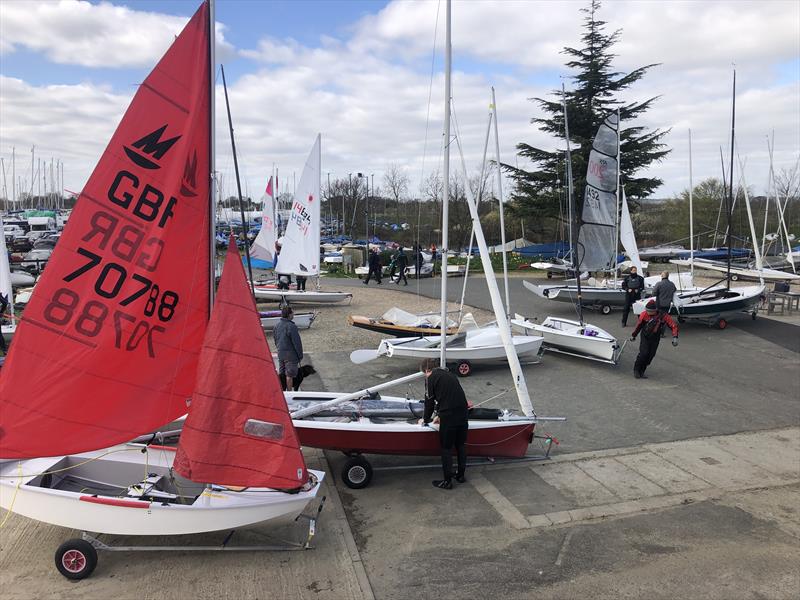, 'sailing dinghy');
348,306,458,337
513,103,624,364
254,136,351,305
1,222,17,346
0,4,321,579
